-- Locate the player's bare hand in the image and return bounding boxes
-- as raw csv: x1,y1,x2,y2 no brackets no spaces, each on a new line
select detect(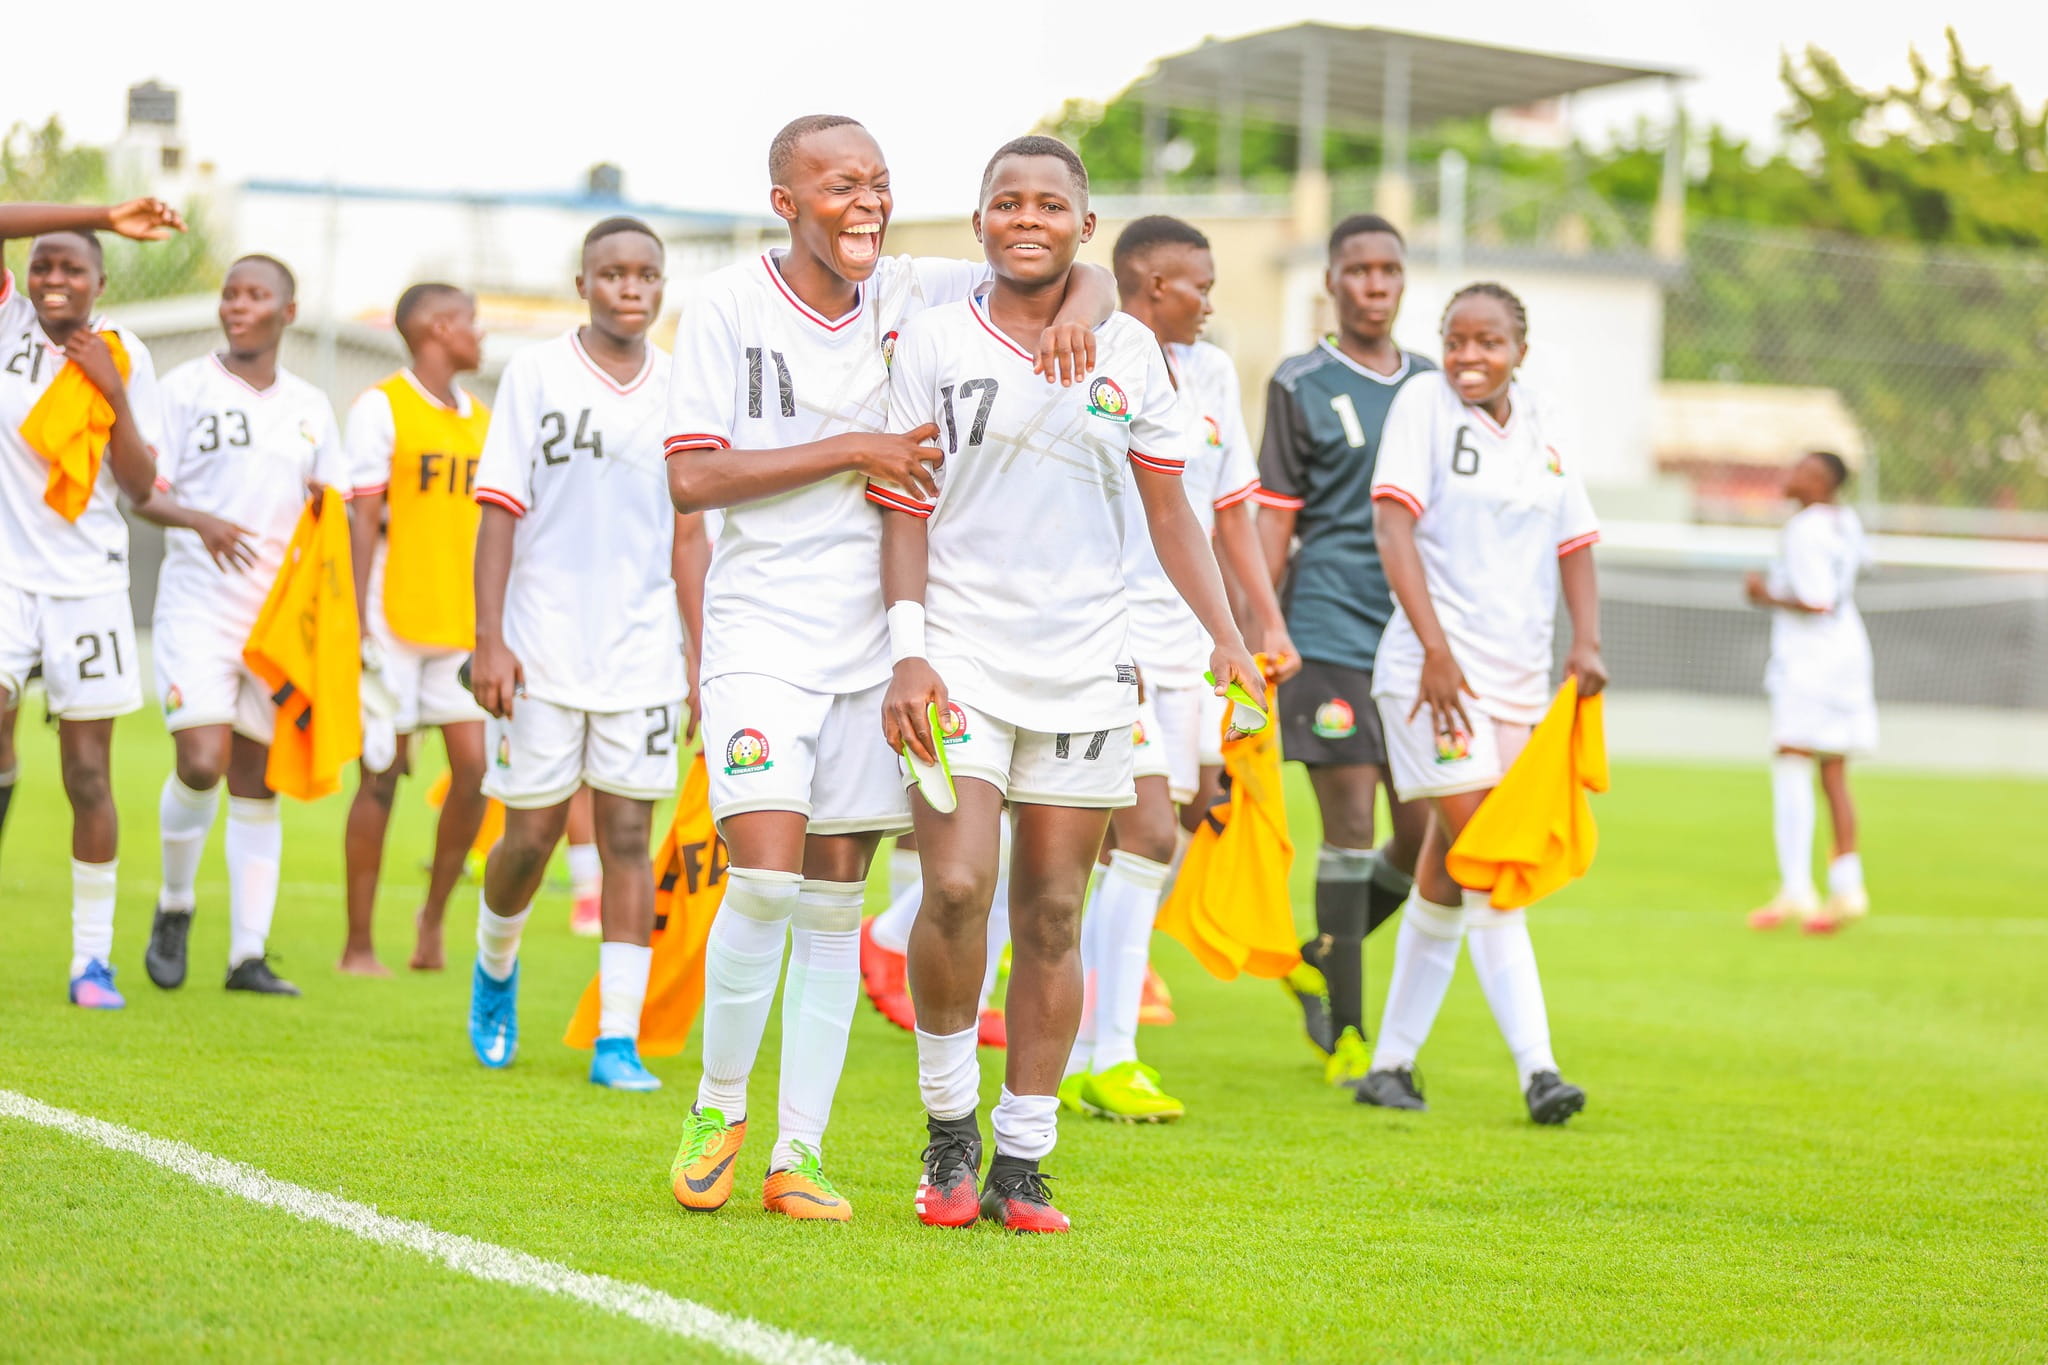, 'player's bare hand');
883,659,948,766
61,330,125,399
1259,623,1302,683
469,638,524,720
105,197,186,241
1566,641,1609,698
851,426,944,502
1033,321,1097,387
194,513,259,573
1743,570,1771,607
1208,638,1264,737
1412,643,1477,740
